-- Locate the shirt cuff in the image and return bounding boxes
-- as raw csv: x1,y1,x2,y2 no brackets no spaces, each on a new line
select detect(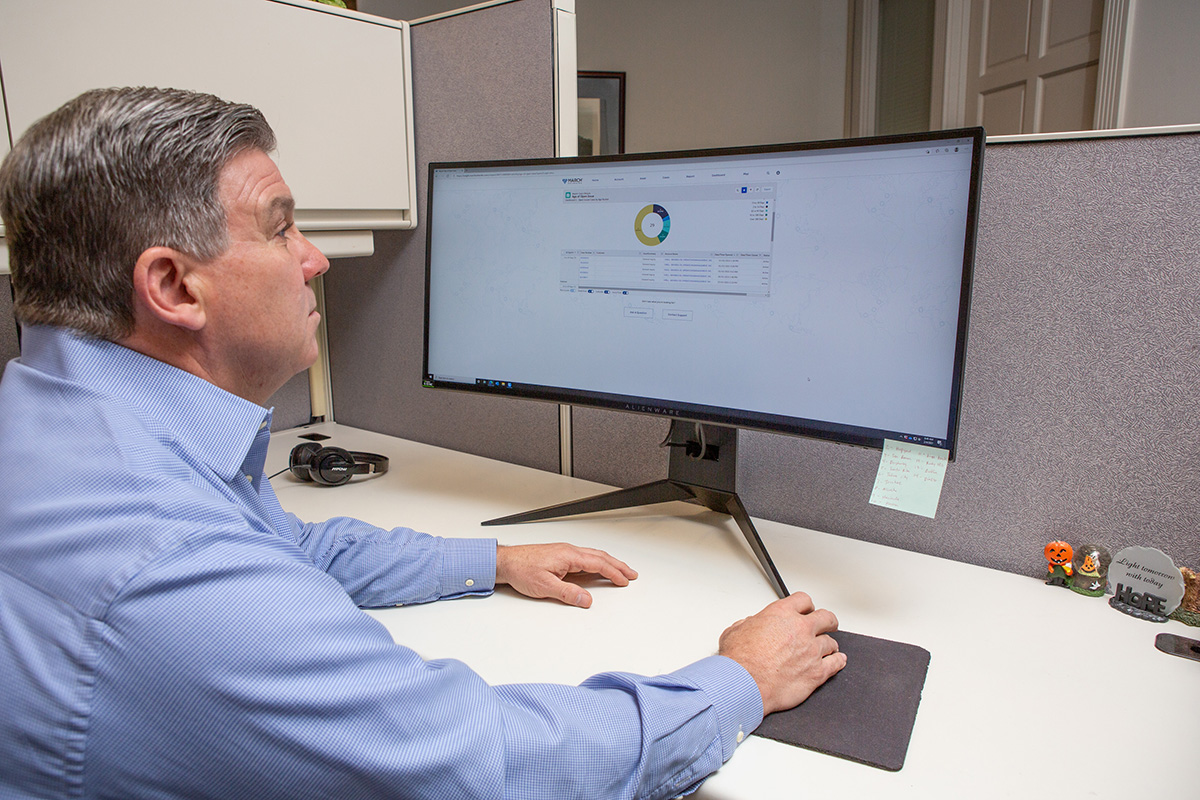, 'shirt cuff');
672,655,764,763
439,537,497,598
